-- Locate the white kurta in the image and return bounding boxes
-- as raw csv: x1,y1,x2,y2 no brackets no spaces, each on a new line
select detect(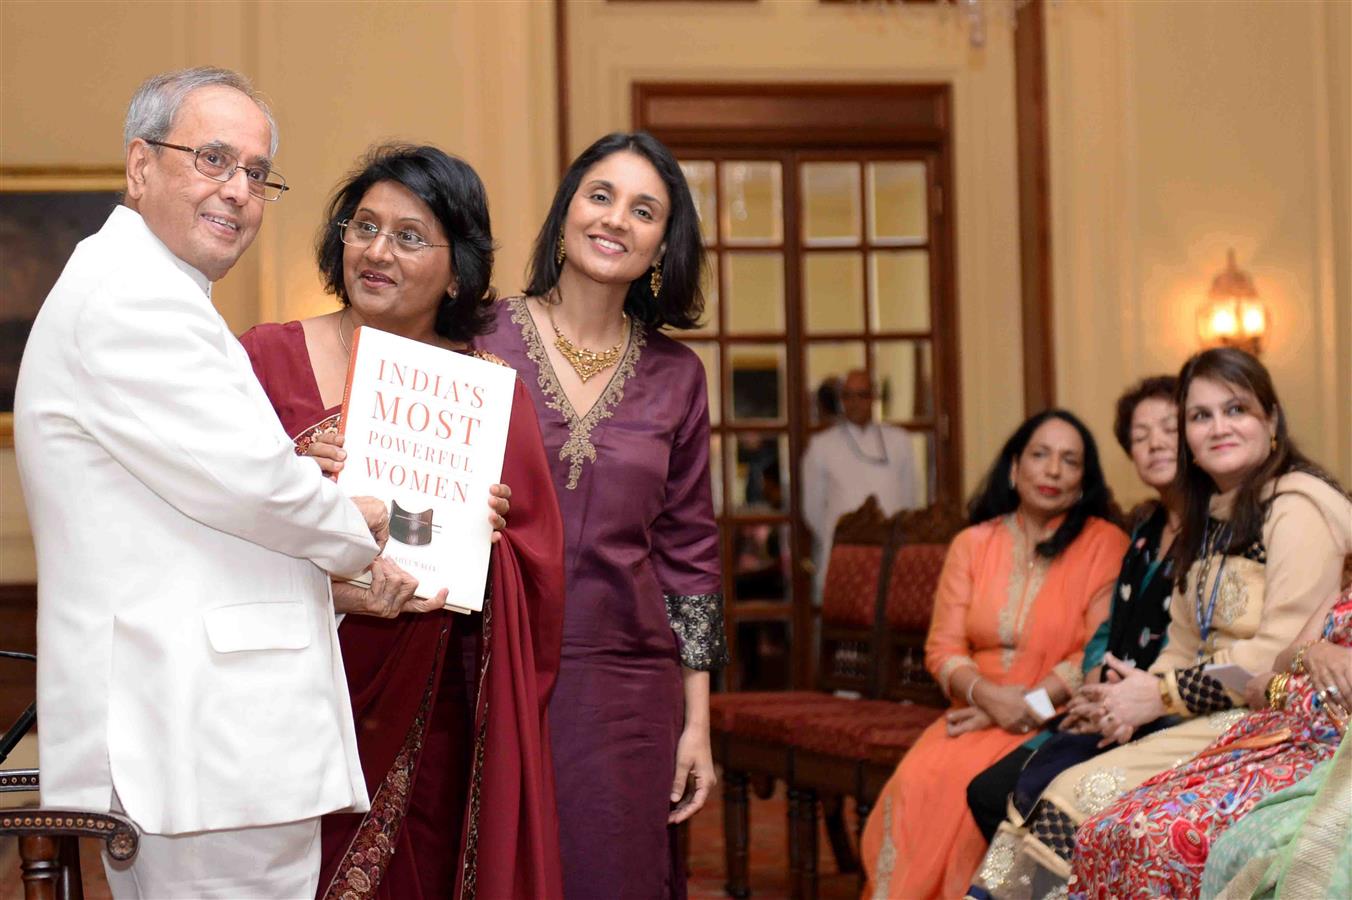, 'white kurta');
14,206,378,837
800,421,920,602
